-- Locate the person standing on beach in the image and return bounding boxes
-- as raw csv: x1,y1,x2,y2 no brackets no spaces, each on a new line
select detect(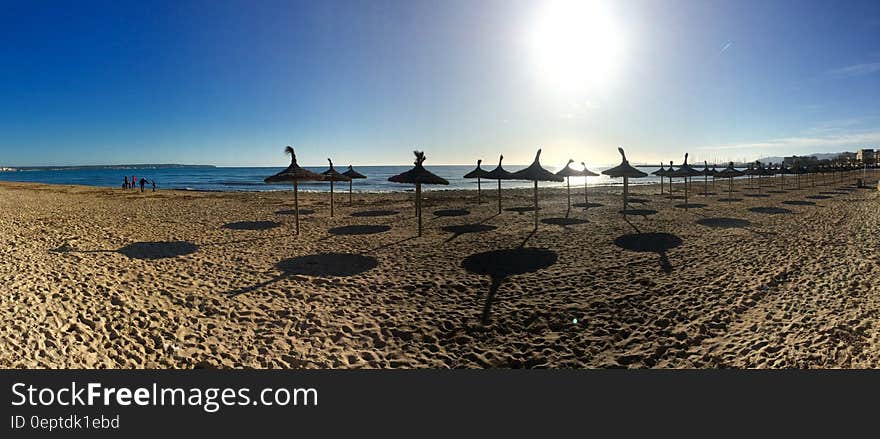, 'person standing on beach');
139,177,146,192
123,176,129,189
151,180,157,192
